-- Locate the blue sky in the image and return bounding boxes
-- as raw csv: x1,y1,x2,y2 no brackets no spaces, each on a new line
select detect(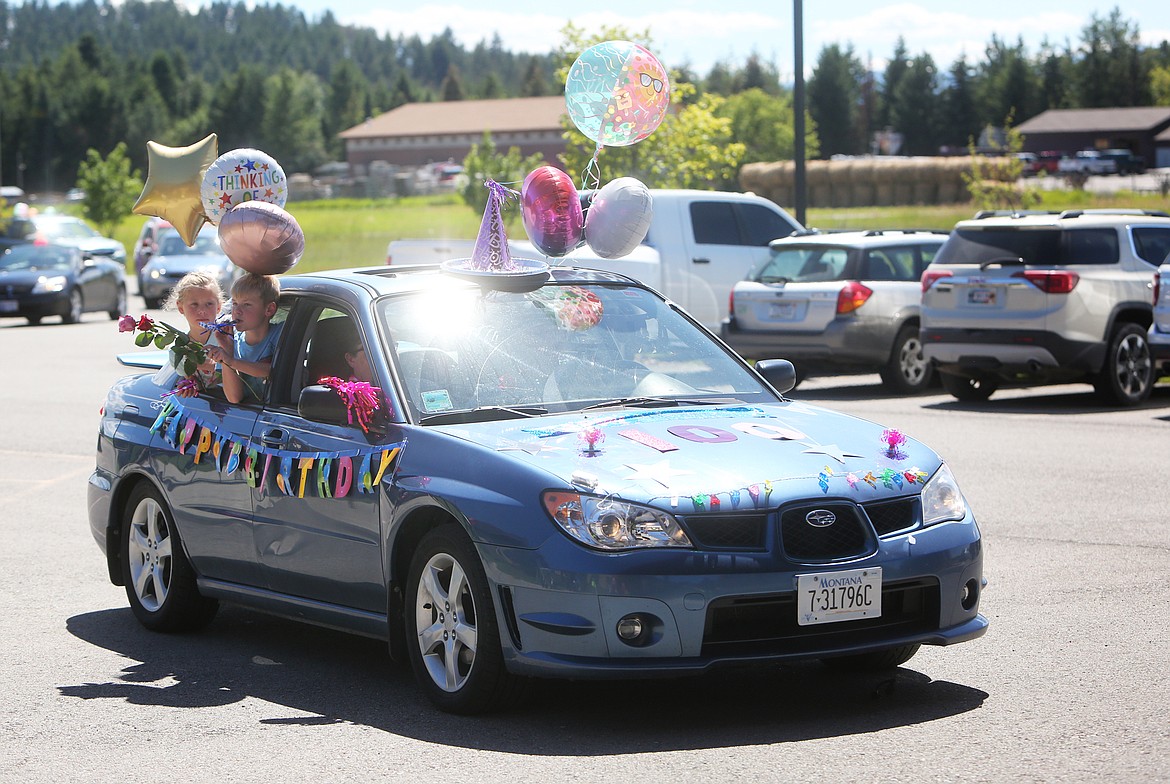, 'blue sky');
278,1,1169,77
